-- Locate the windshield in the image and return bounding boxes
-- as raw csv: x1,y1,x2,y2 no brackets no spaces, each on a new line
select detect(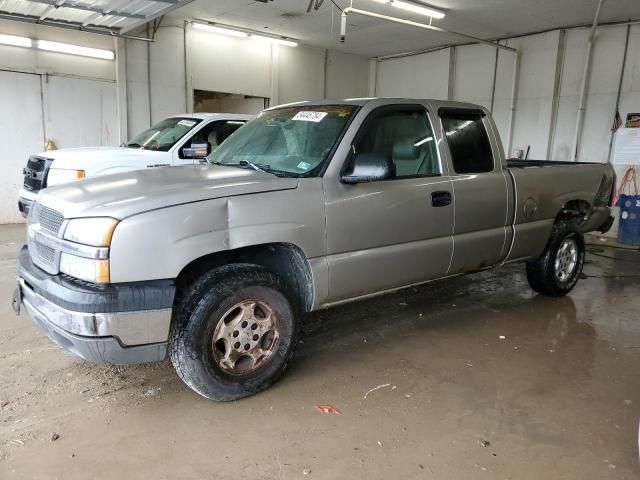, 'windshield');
127,117,202,151
209,105,357,176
